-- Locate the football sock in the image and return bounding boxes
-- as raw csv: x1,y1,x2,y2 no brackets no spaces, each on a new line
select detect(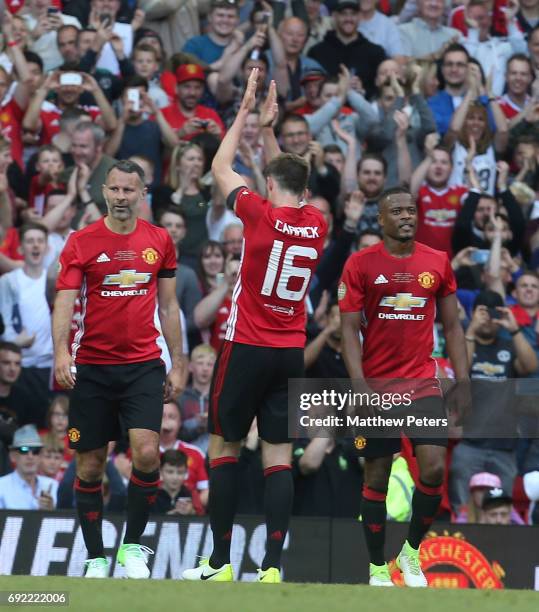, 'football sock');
124,467,160,545
361,485,387,566
208,457,239,568
407,480,443,549
261,465,293,571
75,478,104,559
